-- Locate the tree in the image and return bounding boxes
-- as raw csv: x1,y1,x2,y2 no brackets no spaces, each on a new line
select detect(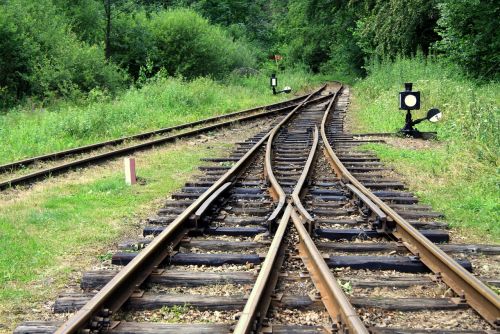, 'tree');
433,0,499,79
353,0,439,59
